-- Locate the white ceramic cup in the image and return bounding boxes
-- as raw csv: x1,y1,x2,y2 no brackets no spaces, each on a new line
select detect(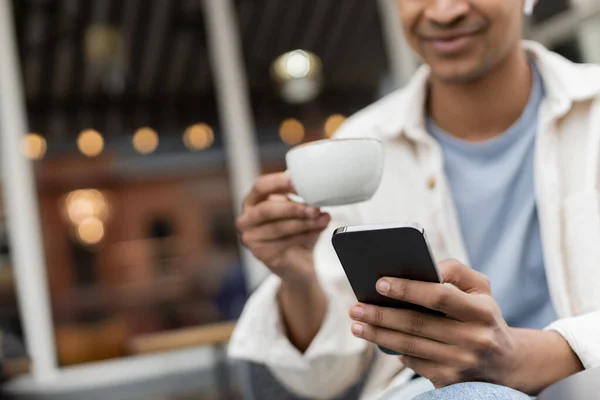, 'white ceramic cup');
285,138,384,207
